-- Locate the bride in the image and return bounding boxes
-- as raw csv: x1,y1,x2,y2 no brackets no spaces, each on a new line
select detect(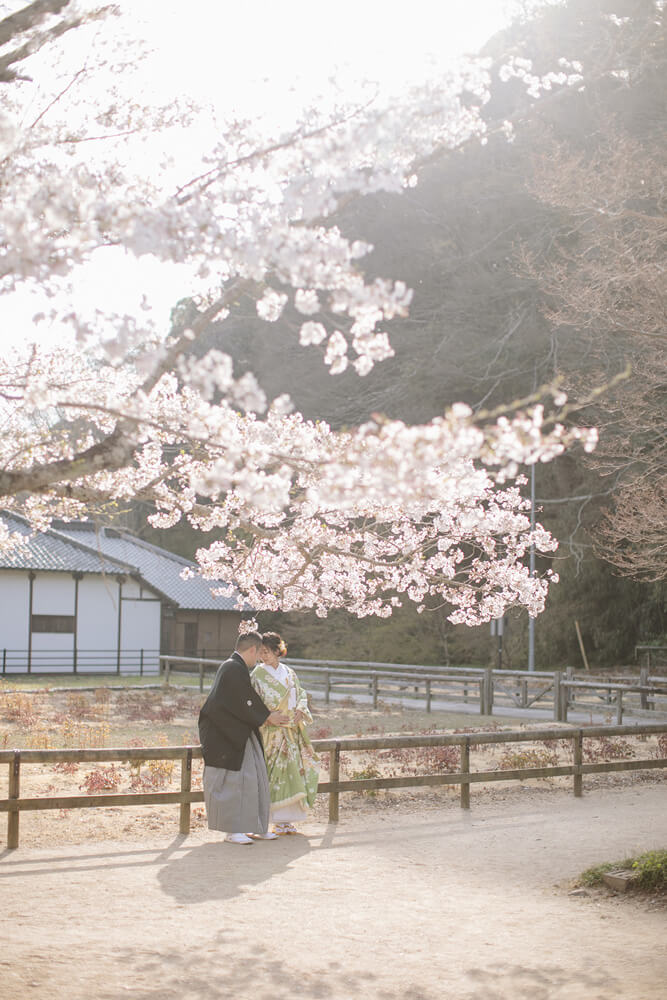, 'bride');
251,631,319,834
